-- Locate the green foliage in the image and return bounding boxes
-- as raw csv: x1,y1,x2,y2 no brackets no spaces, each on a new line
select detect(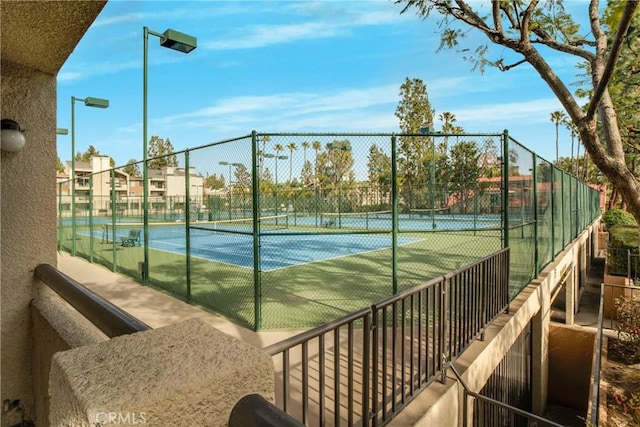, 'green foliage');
122,159,141,177
603,1,640,158
56,156,65,174
395,77,433,134
607,224,640,276
74,145,115,167
615,296,640,360
448,141,480,213
603,209,637,229
147,136,178,169
395,77,434,209
204,173,225,190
